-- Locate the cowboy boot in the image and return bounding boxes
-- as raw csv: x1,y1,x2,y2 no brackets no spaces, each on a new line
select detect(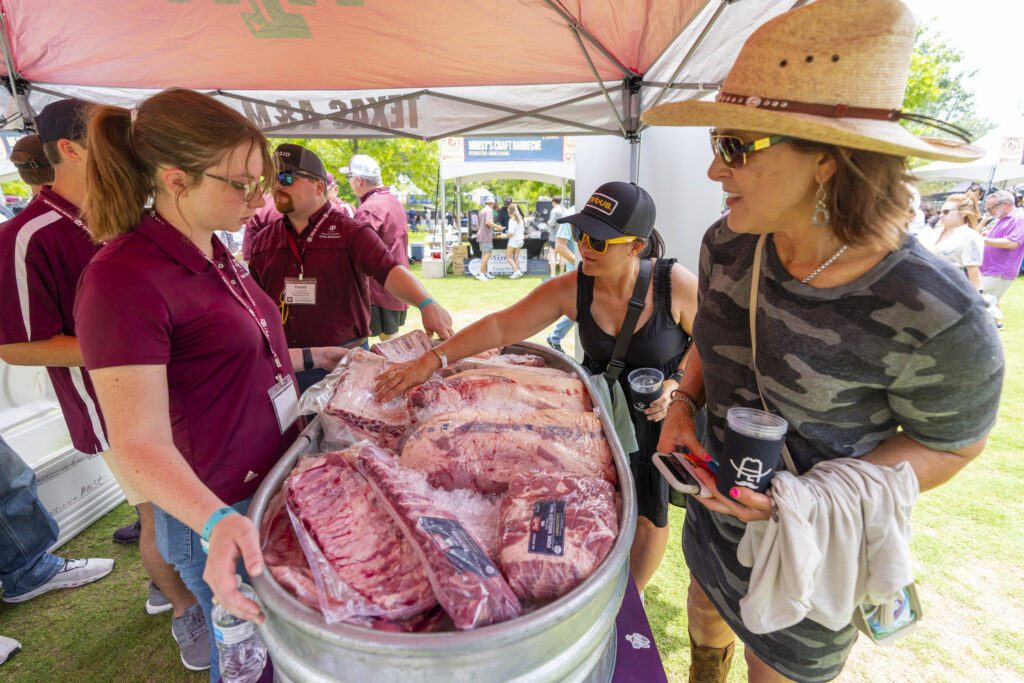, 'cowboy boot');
688,632,735,683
